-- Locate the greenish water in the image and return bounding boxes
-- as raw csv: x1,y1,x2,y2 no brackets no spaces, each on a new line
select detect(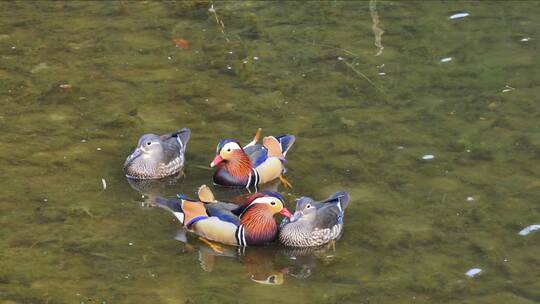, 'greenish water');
1,1,539,303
